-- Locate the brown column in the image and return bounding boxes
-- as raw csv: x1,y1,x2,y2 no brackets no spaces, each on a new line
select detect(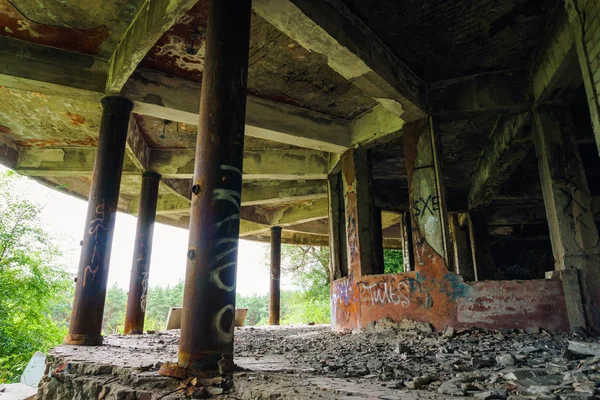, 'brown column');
533,106,600,333
65,96,132,346
124,172,161,335
327,172,348,280
450,213,475,281
269,227,282,325
468,210,496,281
400,212,414,272
341,147,383,277
175,0,252,372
